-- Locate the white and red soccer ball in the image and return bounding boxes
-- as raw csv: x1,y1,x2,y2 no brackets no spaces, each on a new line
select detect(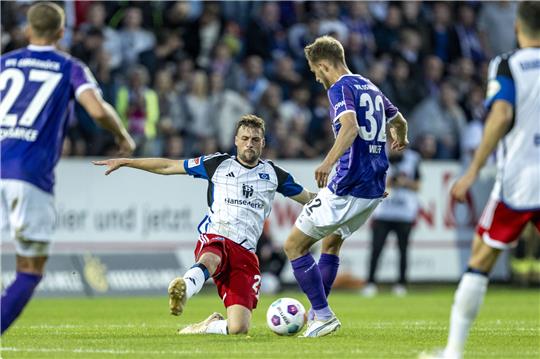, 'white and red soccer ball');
266,297,307,335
